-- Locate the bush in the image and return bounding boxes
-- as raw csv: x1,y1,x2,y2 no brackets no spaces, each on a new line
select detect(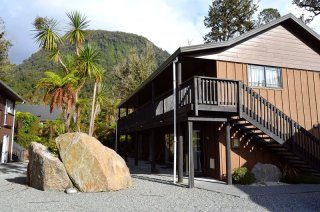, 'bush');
232,167,255,184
